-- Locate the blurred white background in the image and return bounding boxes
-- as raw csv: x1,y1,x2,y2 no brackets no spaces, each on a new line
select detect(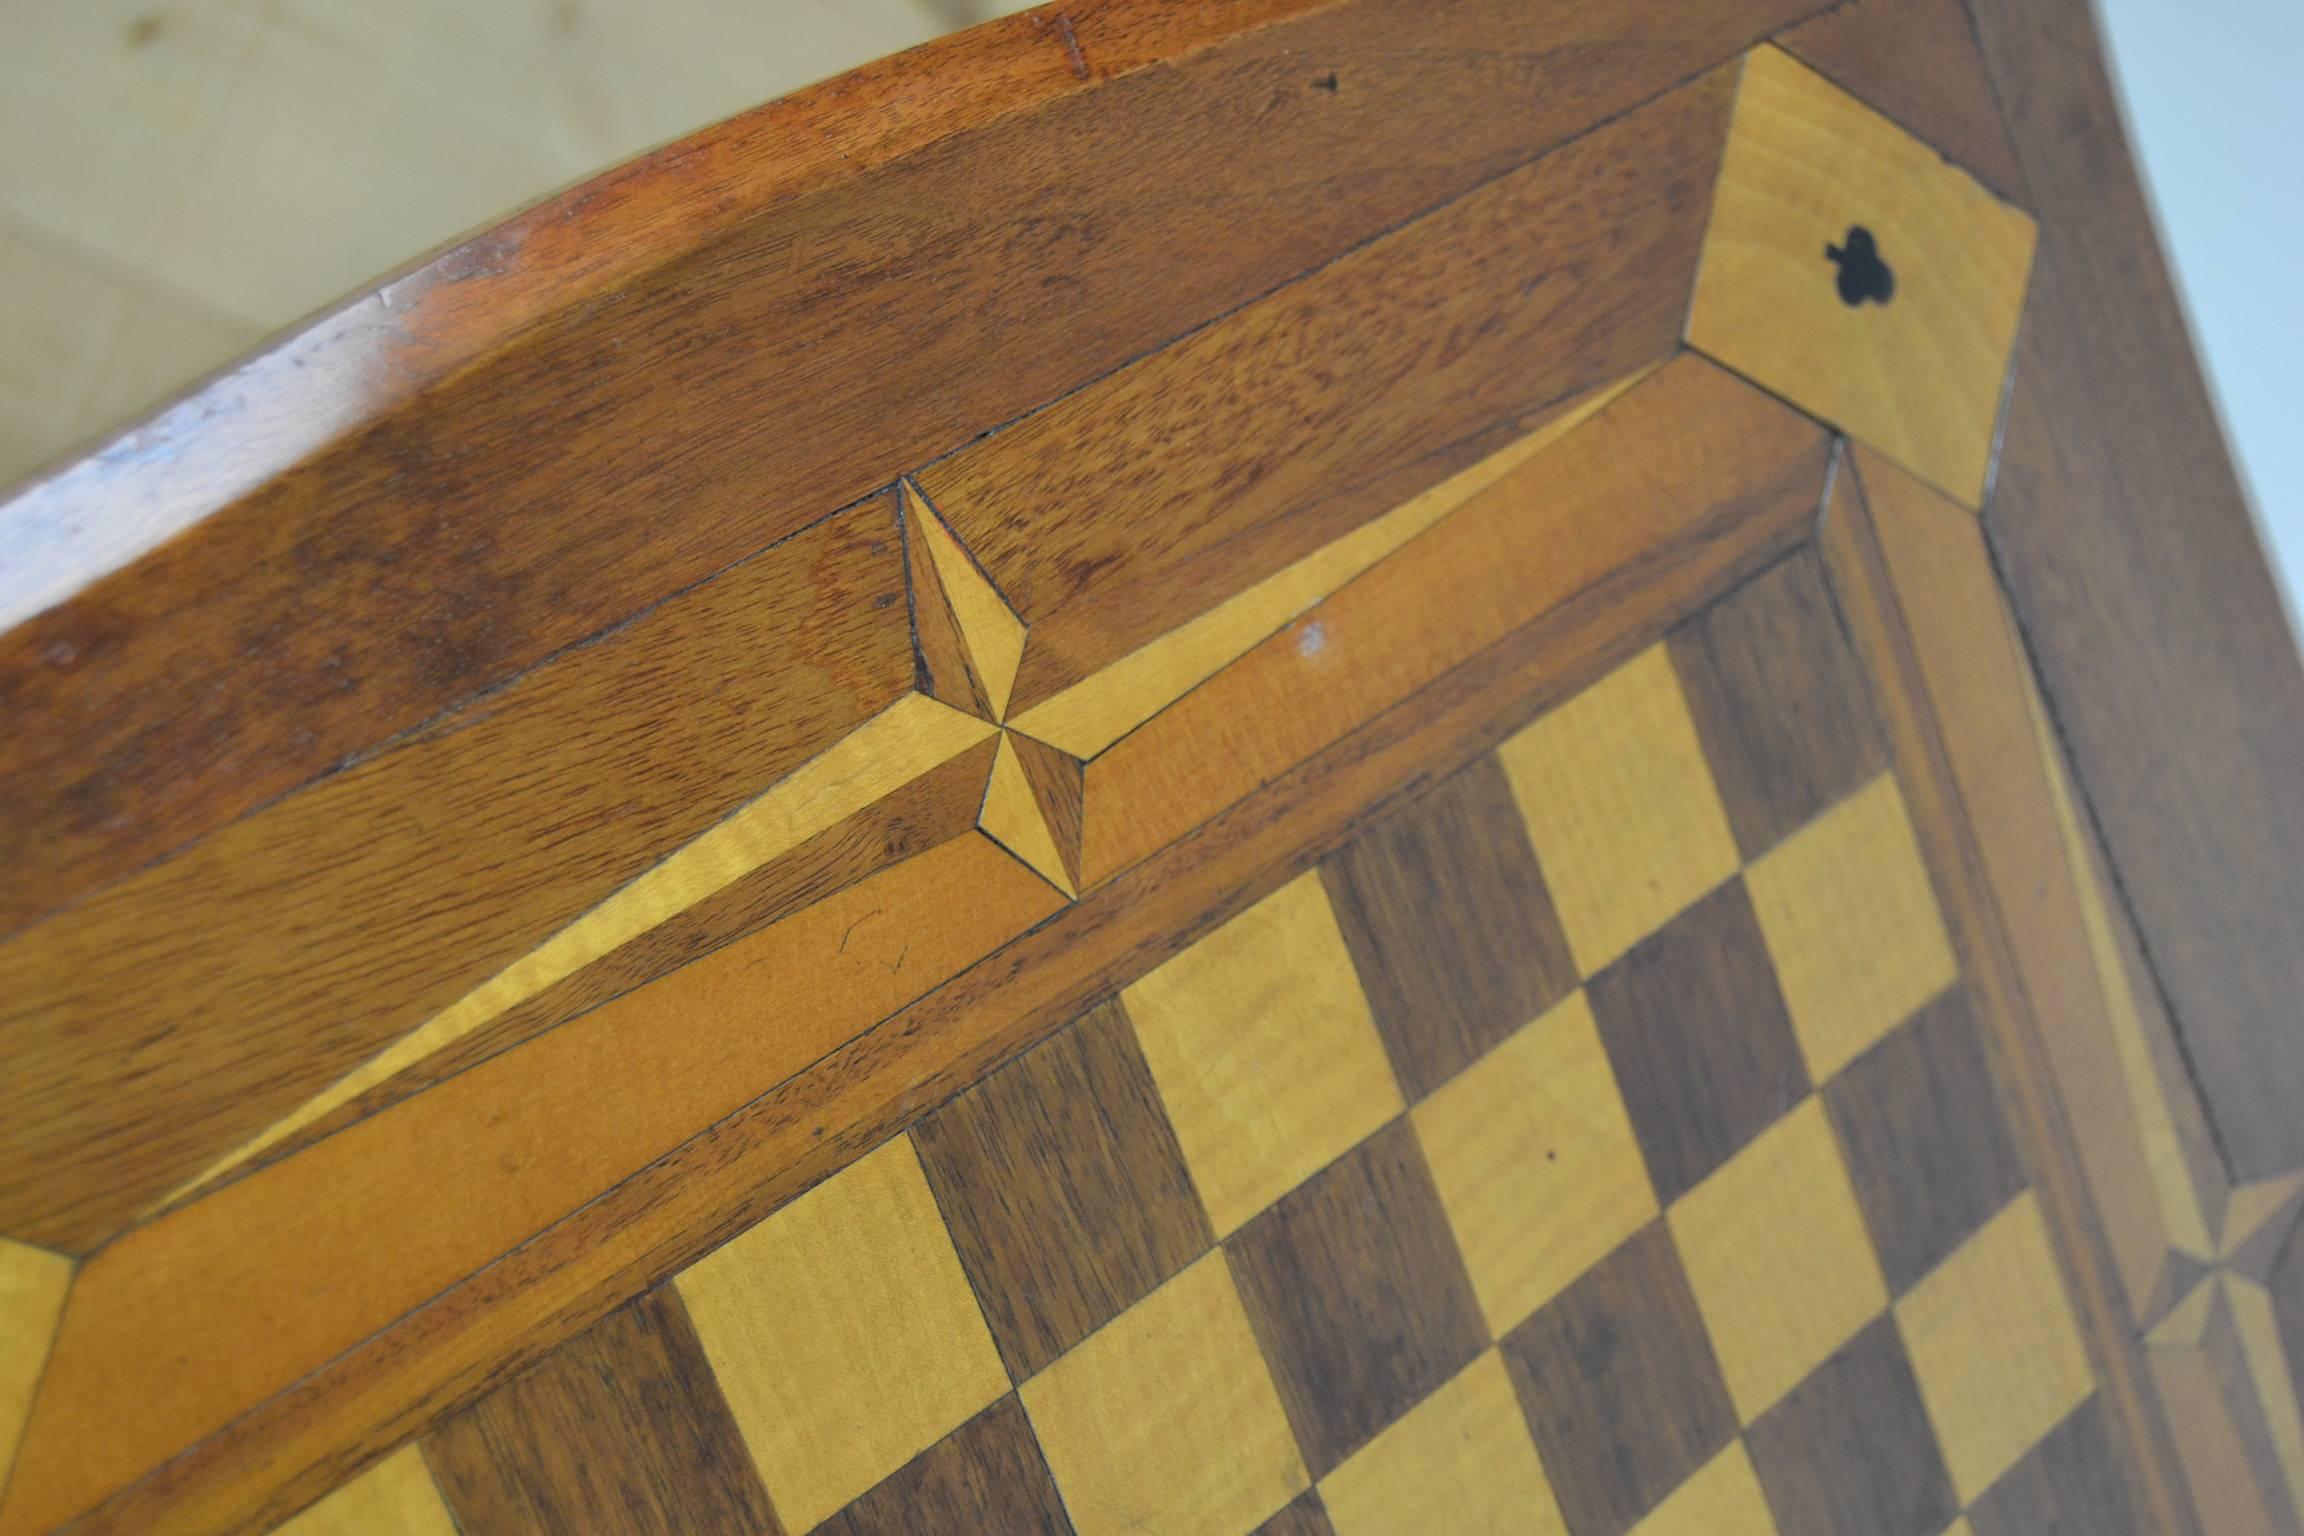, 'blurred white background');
0,0,2294,627
2097,0,2303,626
0,0,1033,485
